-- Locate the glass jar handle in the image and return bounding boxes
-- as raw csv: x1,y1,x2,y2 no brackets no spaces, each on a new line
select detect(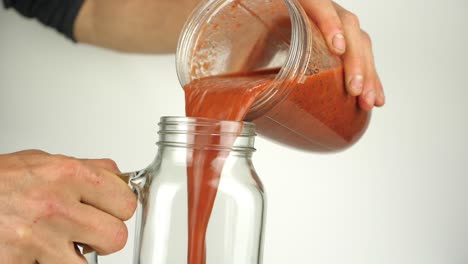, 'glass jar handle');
82,170,146,264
